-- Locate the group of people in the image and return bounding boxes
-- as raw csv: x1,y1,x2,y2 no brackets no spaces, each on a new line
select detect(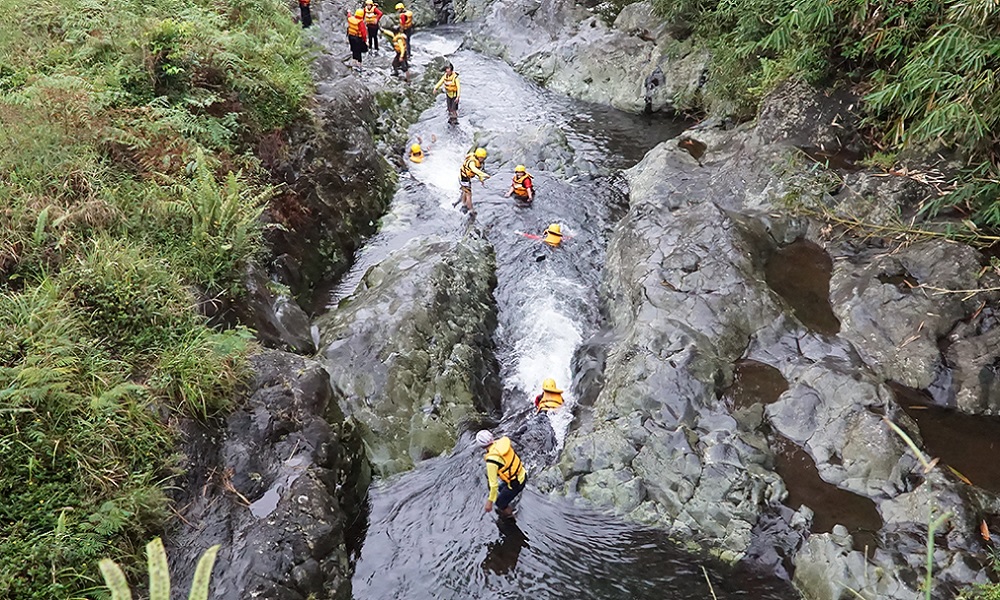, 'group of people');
345,1,413,75
476,379,565,519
